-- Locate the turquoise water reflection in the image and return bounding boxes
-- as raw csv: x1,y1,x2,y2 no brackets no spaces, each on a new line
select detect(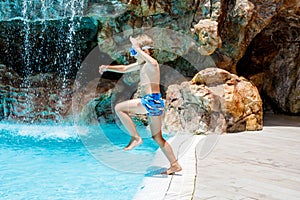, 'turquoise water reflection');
0,123,156,199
